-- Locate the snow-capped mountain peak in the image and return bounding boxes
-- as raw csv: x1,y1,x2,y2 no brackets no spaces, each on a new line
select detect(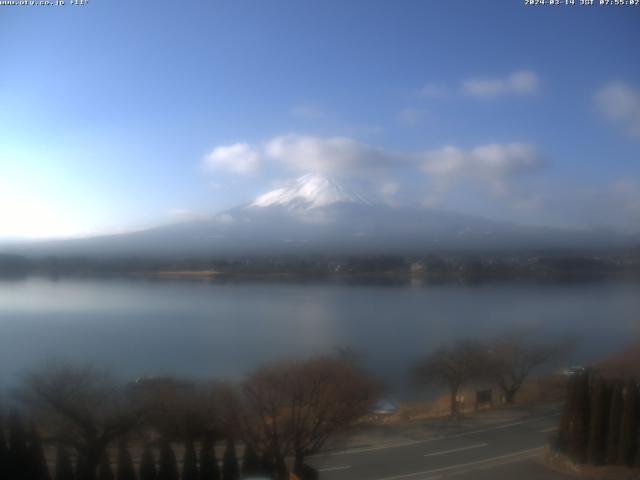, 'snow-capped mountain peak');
249,174,371,210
